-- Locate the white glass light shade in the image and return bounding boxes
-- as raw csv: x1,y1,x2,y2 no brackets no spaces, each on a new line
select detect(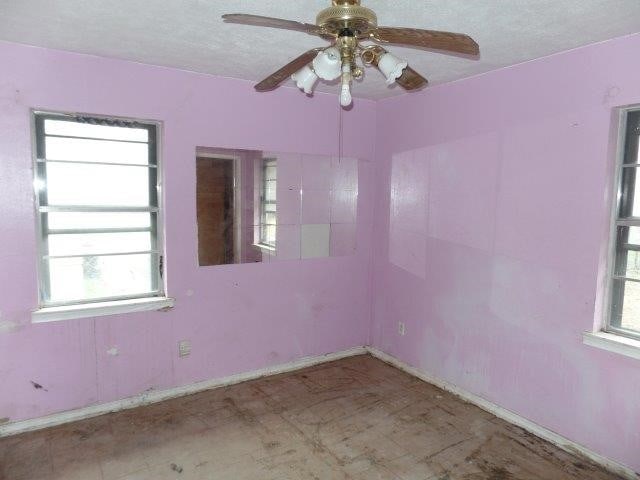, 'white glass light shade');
313,47,342,81
340,84,352,107
291,65,318,94
378,52,408,85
